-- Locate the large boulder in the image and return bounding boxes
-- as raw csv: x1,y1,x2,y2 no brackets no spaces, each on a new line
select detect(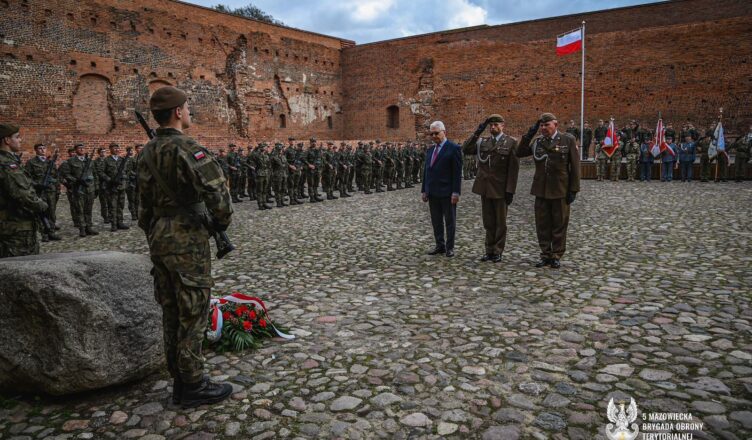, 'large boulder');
0,251,164,395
